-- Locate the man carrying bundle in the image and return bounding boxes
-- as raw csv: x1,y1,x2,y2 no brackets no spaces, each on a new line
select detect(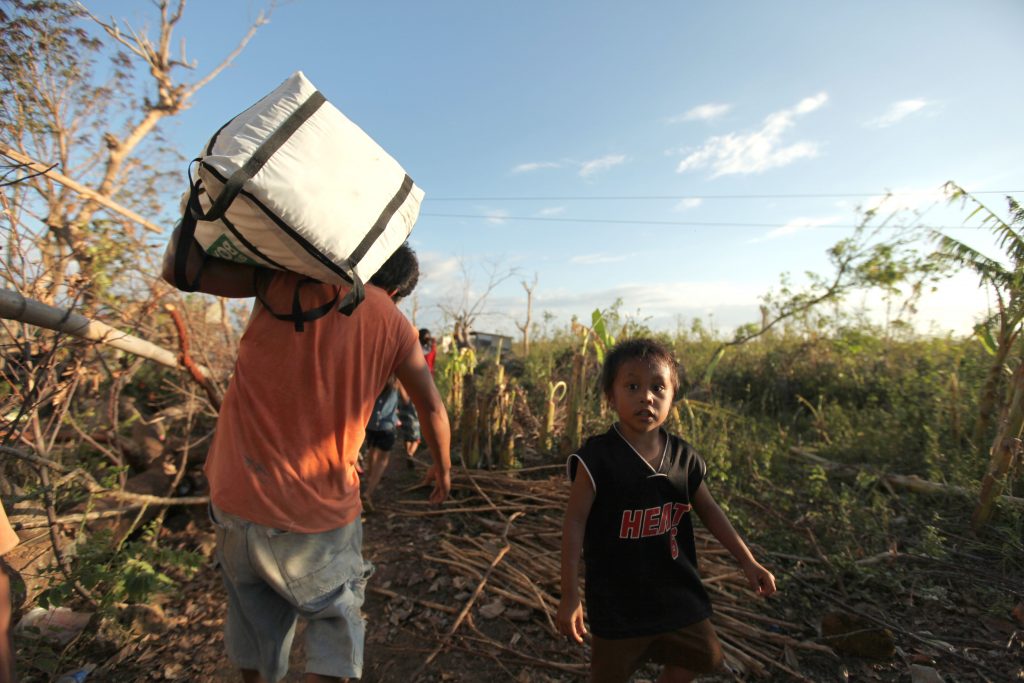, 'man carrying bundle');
162,228,451,683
